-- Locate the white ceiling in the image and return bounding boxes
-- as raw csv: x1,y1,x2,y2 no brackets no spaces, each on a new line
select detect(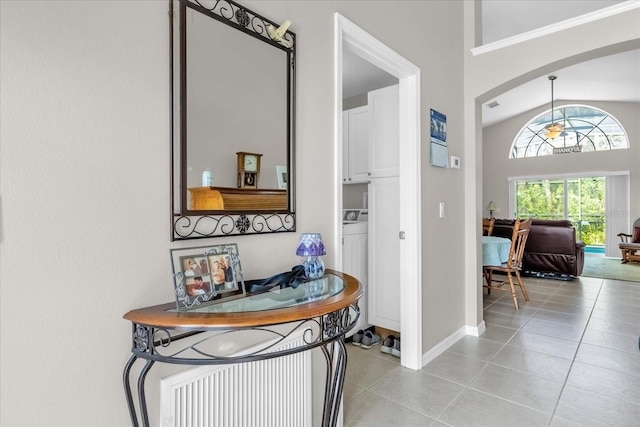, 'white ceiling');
342,1,640,127
342,49,397,100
